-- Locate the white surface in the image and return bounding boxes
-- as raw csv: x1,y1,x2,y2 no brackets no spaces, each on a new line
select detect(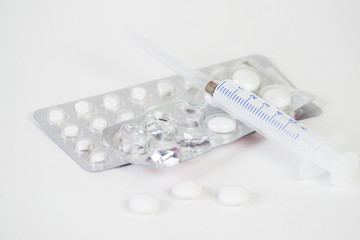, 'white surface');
171,180,202,200
128,194,160,214
218,185,250,206
1,1,360,240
